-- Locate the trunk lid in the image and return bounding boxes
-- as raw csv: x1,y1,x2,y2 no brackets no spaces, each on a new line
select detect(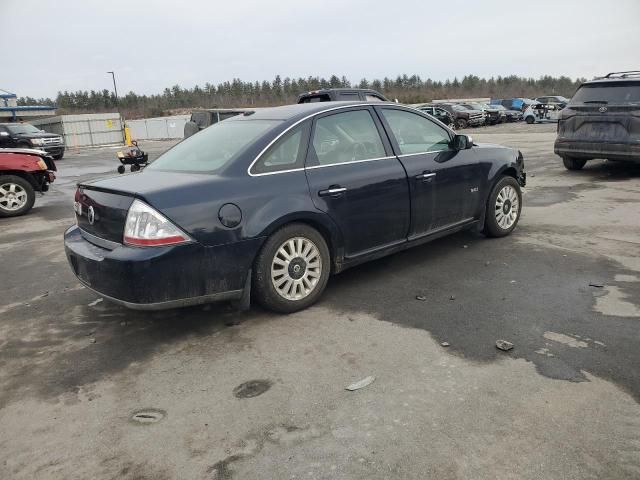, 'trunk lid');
75,186,134,244
75,171,222,245
559,105,640,143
